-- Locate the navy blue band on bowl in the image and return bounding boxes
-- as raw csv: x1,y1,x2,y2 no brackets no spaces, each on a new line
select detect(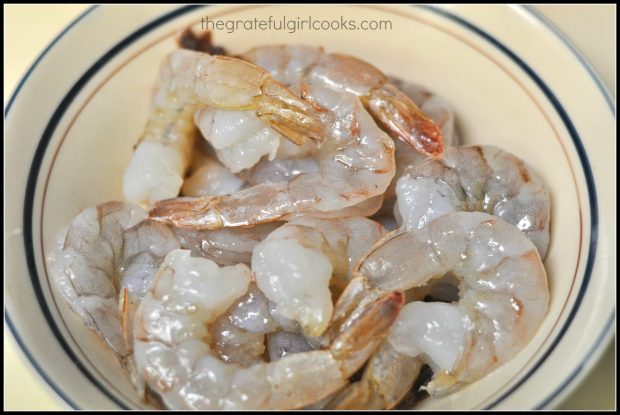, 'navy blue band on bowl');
4,4,613,410
7,5,203,410
419,5,602,409
523,5,615,115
